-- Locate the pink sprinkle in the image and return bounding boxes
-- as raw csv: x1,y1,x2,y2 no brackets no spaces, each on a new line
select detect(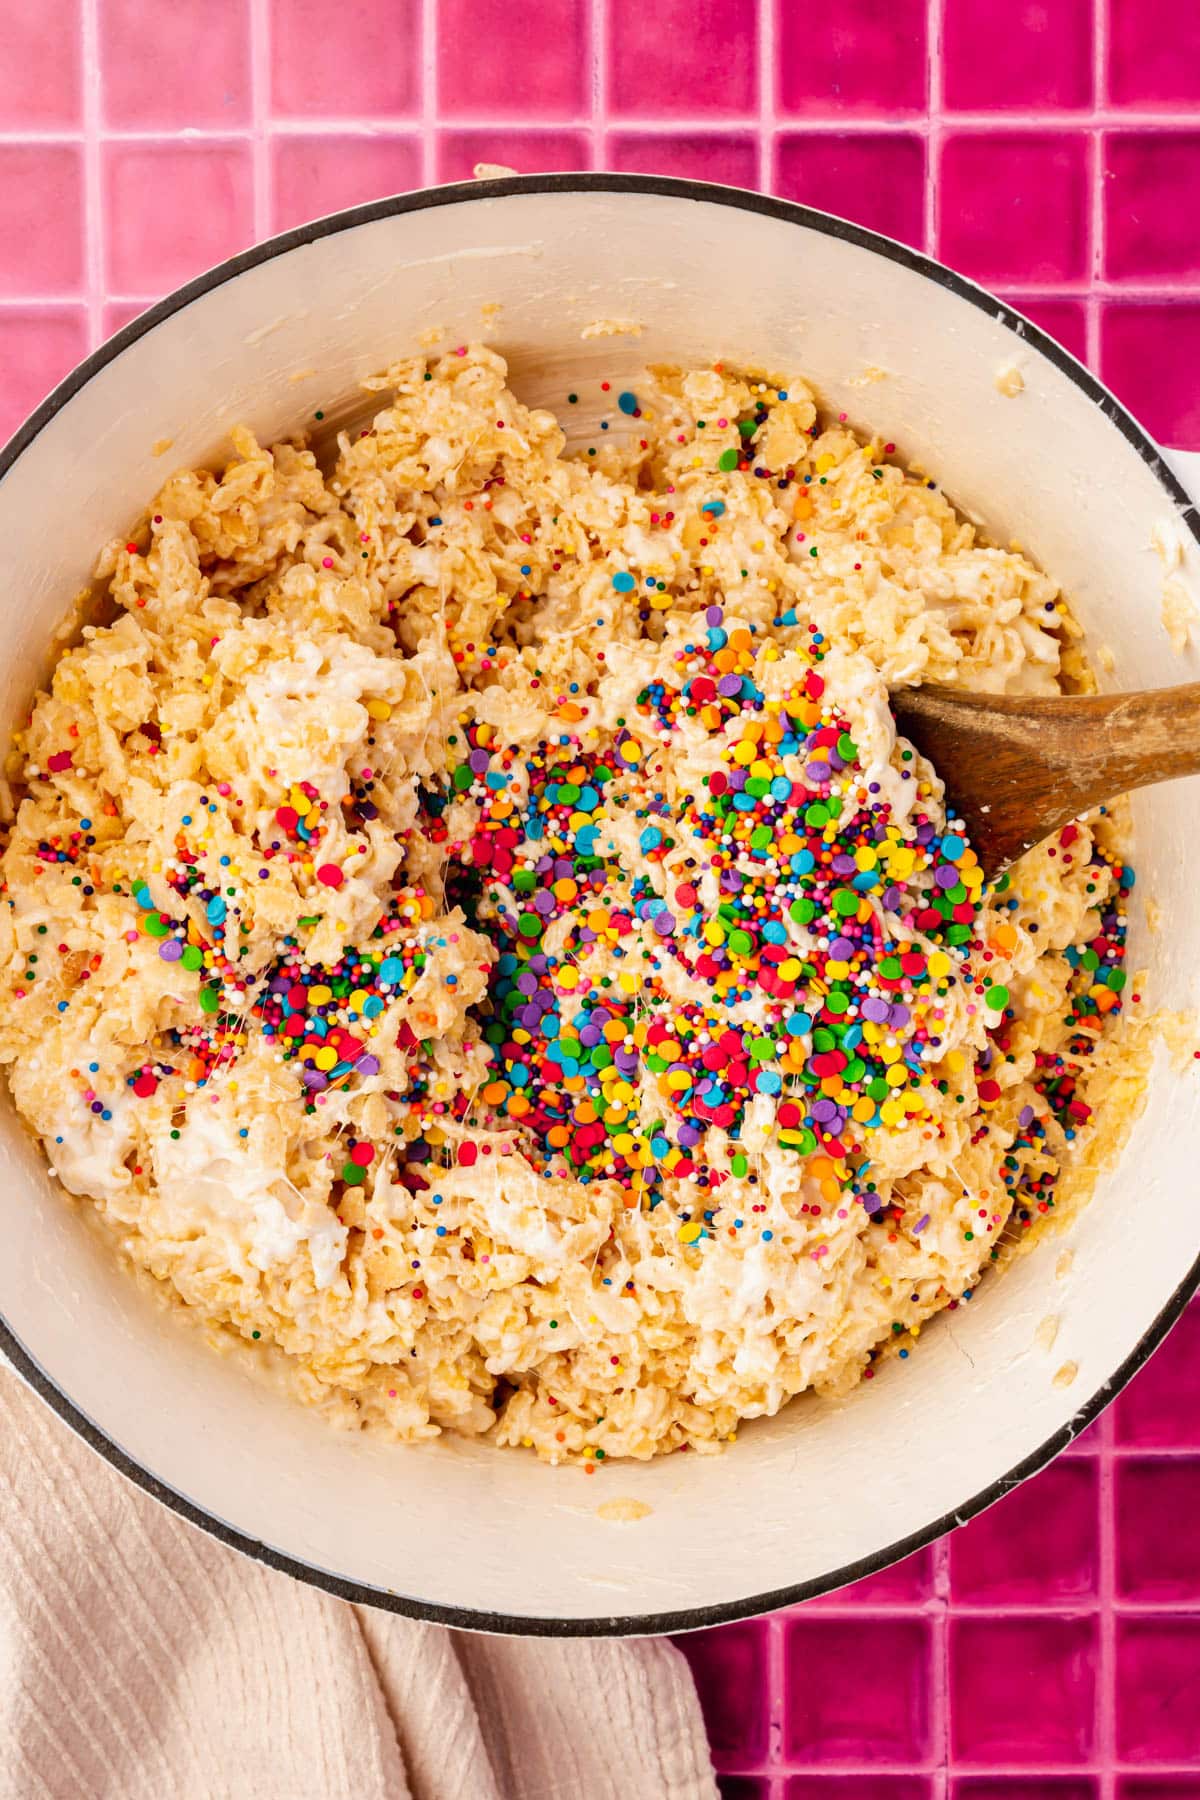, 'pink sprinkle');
322,557,334,568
